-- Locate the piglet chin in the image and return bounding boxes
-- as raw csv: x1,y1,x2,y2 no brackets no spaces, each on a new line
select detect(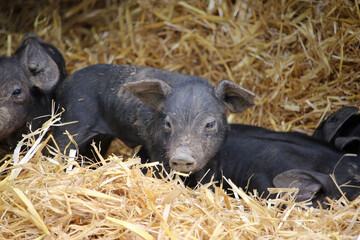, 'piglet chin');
0,107,13,140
